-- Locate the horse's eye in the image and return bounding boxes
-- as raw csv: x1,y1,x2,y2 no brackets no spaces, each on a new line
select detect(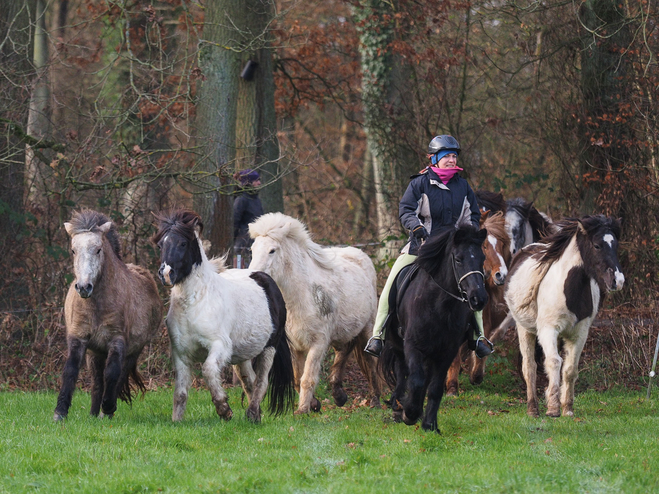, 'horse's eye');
71,249,75,255
455,258,463,265
594,244,602,250
96,248,101,254
181,242,187,248
269,249,275,254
